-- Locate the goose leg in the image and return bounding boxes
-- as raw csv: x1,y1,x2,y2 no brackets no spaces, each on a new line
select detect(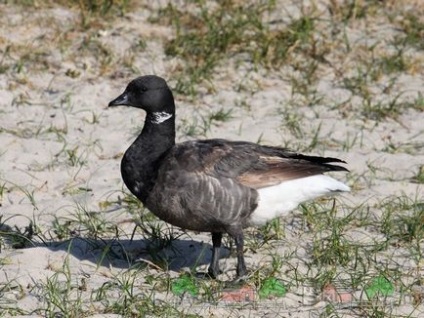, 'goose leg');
208,232,222,278
234,232,247,278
